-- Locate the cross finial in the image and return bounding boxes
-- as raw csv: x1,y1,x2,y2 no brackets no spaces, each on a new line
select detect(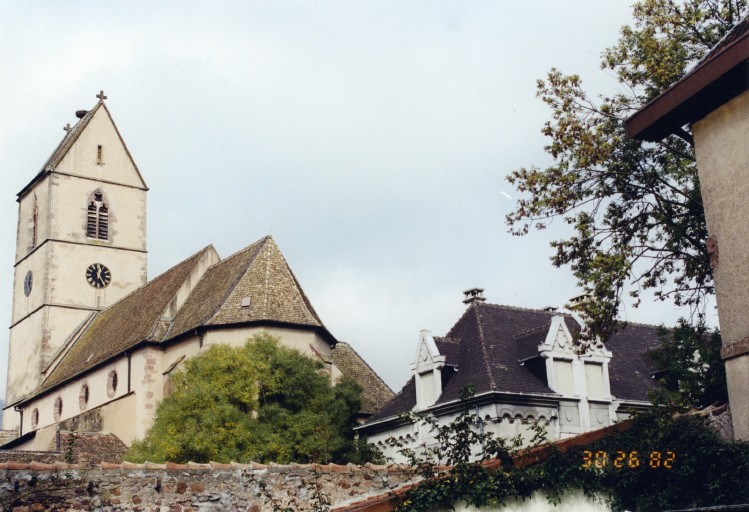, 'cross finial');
63,123,72,133
96,90,107,101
